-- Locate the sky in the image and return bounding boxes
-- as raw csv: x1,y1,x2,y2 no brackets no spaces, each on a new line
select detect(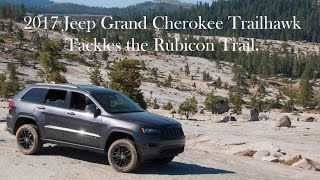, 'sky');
51,0,213,8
